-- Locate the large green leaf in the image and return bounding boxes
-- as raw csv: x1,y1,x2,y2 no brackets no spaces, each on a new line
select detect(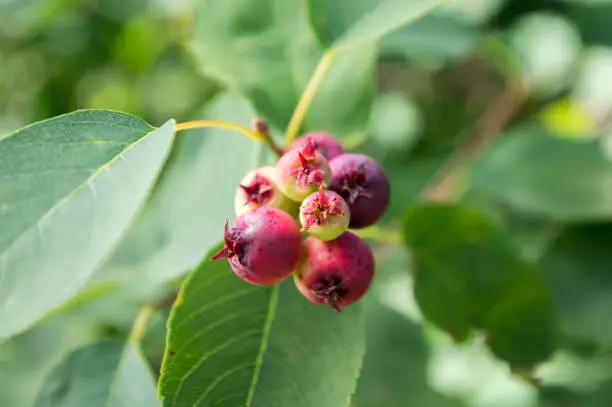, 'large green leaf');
34,339,157,407
159,244,365,407
306,0,448,48
379,13,478,64
540,224,612,348
189,0,376,142
353,249,466,407
471,125,612,220
97,93,260,285
0,314,98,407
0,111,175,341
402,203,558,370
